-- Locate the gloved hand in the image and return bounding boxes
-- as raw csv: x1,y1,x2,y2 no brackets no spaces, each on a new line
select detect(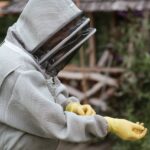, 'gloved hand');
65,102,96,116
104,117,148,141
